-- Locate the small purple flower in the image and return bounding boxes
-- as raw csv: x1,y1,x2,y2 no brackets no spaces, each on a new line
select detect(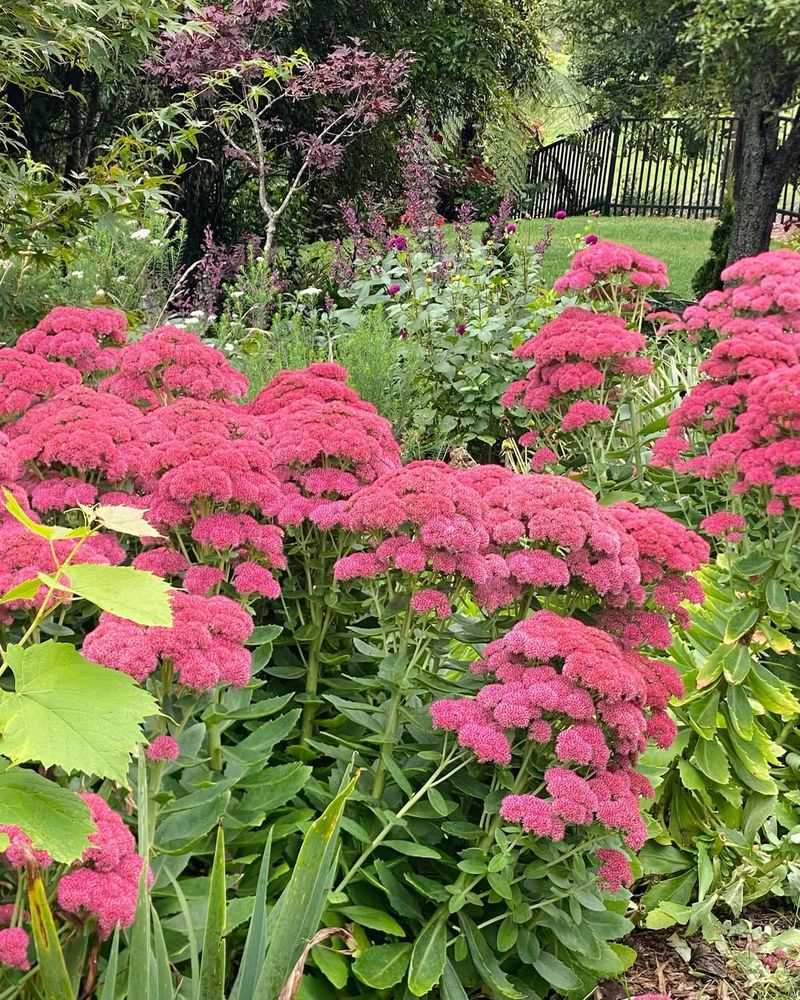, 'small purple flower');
554,209,567,220
387,234,408,251
505,222,517,234
387,282,401,296
399,328,408,339
456,323,467,335
585,233,599,245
